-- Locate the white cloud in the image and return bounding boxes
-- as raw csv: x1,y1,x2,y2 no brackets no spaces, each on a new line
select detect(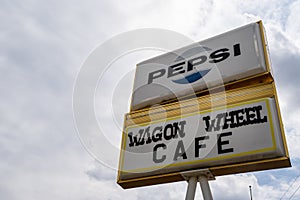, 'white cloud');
286,0,300,48
2,0,300,199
